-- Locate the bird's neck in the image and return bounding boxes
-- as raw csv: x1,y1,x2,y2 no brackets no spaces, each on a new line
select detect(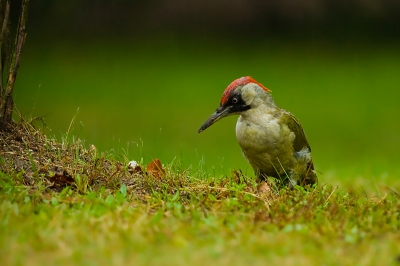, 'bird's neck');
251,90,276,108
247,93,278,115
240,103,280,123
